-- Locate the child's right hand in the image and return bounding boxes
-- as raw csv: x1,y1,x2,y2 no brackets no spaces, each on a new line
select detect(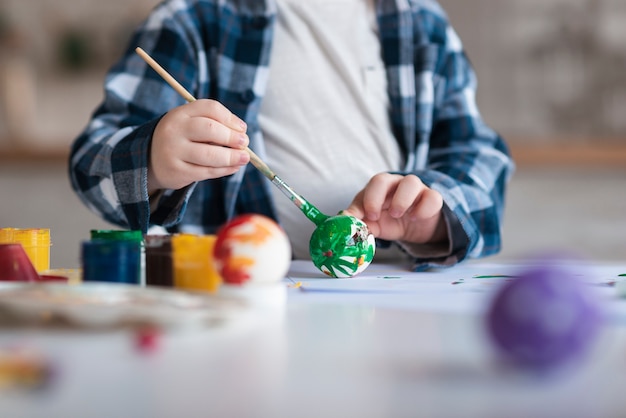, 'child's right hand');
148,99,250,194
